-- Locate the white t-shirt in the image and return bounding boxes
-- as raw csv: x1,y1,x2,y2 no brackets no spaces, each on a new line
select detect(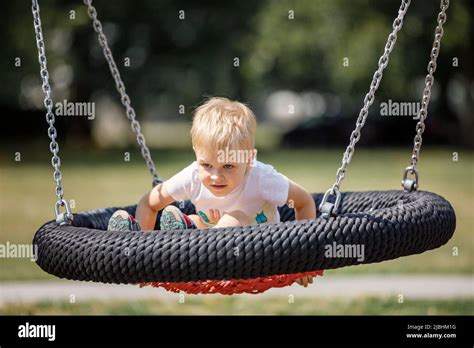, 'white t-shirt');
166,160,290,227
